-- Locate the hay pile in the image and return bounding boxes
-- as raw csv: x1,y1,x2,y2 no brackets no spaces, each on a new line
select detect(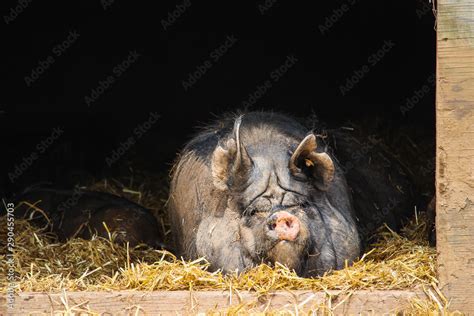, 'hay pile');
0,174,458,314
0,214,436,293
